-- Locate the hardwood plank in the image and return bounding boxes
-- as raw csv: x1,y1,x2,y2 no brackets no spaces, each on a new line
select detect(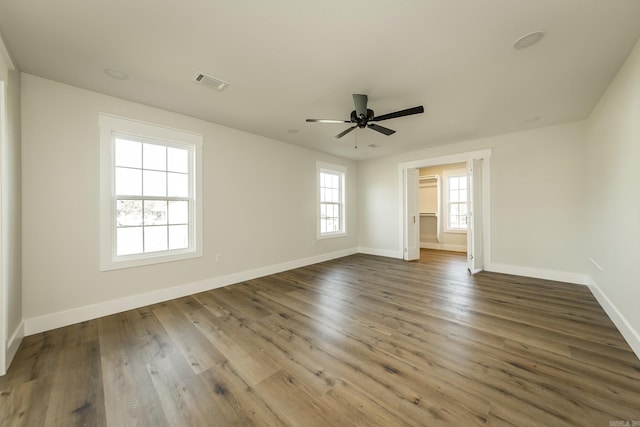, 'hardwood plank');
198,361,288,426
187,303,281,386
97,307,177,363
152,300,226,374
1,249,639,426
147,353,218,426
43,341,106,427
100,348,169,427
